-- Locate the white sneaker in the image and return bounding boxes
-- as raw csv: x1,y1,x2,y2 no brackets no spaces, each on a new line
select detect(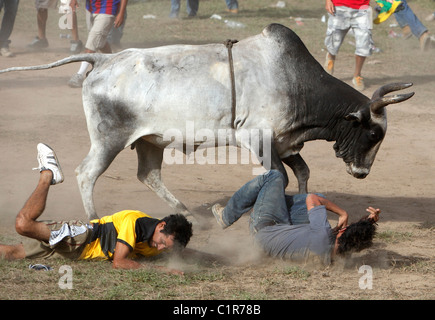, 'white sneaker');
33,143,64,185
68,73,85,88
352,76,365,91
0,47,15,57
212,204,229,229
